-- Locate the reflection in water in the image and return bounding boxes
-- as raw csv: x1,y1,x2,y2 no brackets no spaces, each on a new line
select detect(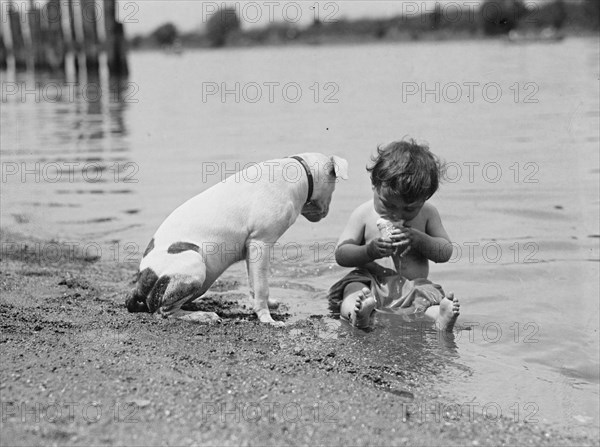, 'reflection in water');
1,71,139,242
321,312,467,406
368,313,459,360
